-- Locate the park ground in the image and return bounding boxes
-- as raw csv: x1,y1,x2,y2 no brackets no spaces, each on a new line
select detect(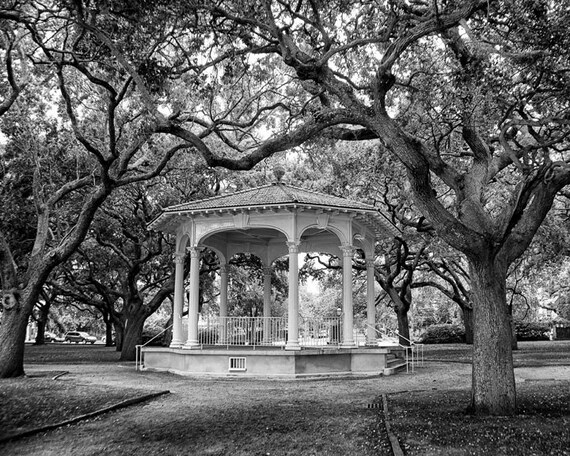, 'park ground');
0,341,569,455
